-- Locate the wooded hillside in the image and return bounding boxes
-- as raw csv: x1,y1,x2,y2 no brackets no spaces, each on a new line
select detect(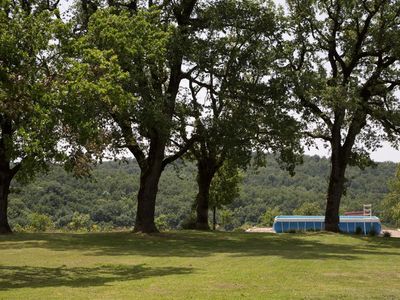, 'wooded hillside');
8,155,397,230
